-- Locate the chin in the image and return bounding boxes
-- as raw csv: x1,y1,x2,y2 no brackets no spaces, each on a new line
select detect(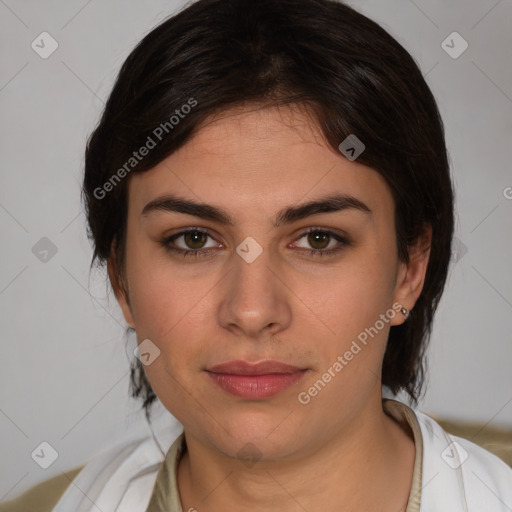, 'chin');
208,410,302,458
